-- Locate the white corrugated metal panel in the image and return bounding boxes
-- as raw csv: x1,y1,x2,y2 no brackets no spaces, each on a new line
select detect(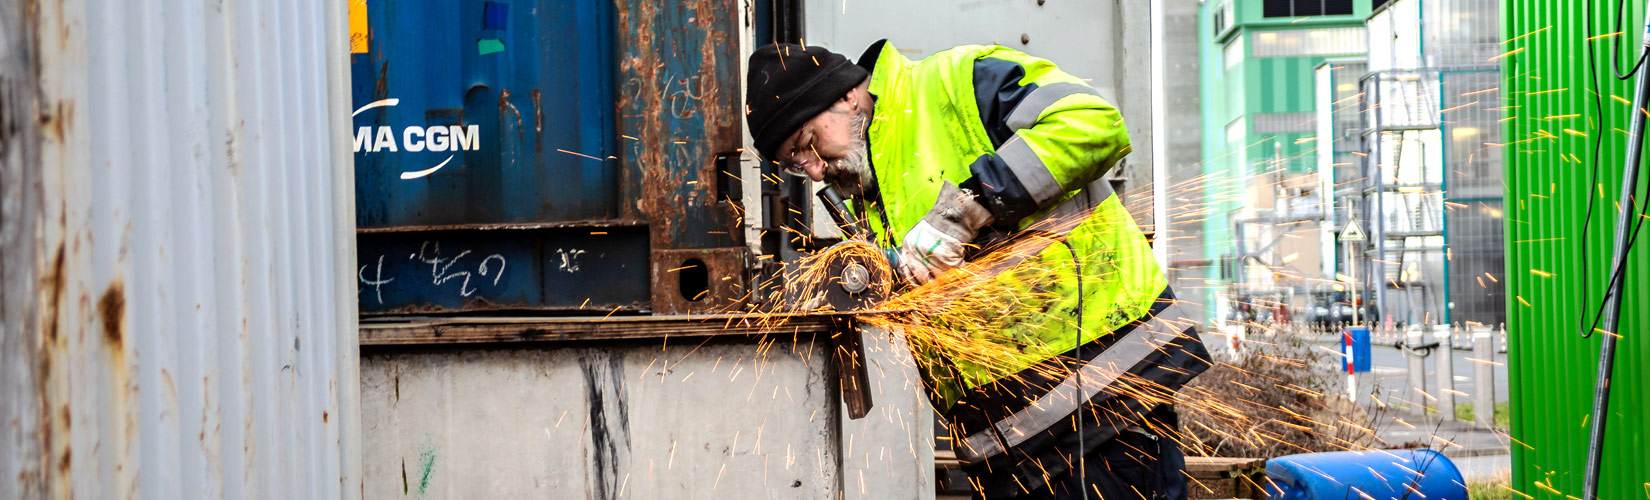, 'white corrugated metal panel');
1,0,360,498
